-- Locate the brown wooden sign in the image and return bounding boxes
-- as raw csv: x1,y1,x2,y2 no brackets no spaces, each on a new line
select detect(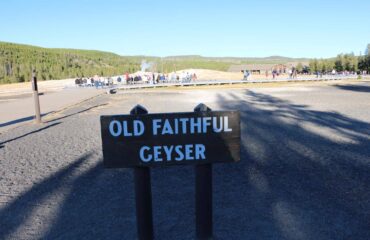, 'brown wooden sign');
100,111,240,168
